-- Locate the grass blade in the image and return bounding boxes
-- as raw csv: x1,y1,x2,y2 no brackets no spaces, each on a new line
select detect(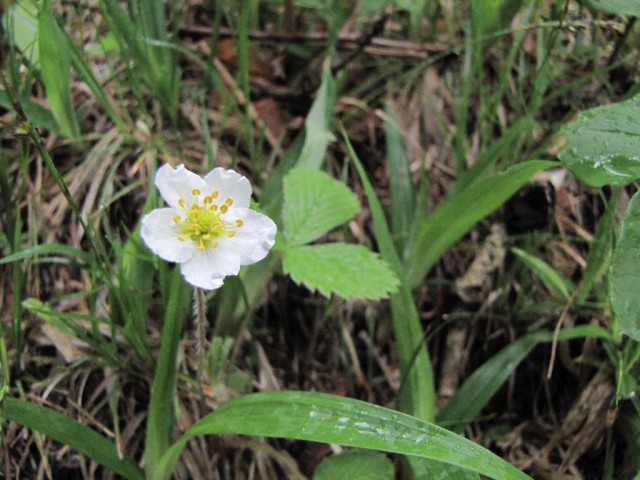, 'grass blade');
2,396,144,480
345,128,436,421
437,325,612,432
405,160,556,287
38,2,80,138
144,269,191,479
155,391,532,480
